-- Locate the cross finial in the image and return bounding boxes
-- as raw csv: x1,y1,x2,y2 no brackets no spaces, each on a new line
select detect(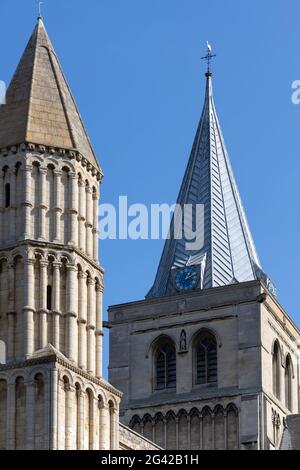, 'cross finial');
38,1,43,19
201,41,216,75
